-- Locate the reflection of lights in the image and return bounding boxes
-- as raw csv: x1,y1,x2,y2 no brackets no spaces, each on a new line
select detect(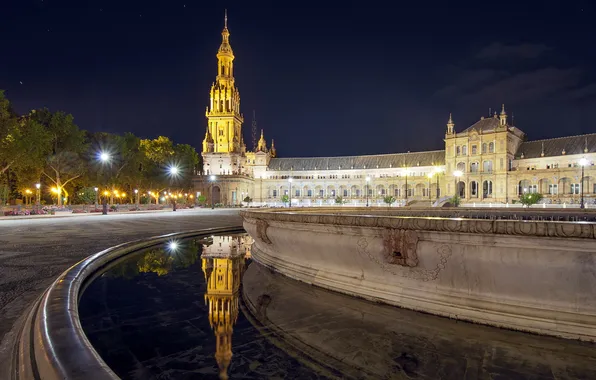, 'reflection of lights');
167,240,179,251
